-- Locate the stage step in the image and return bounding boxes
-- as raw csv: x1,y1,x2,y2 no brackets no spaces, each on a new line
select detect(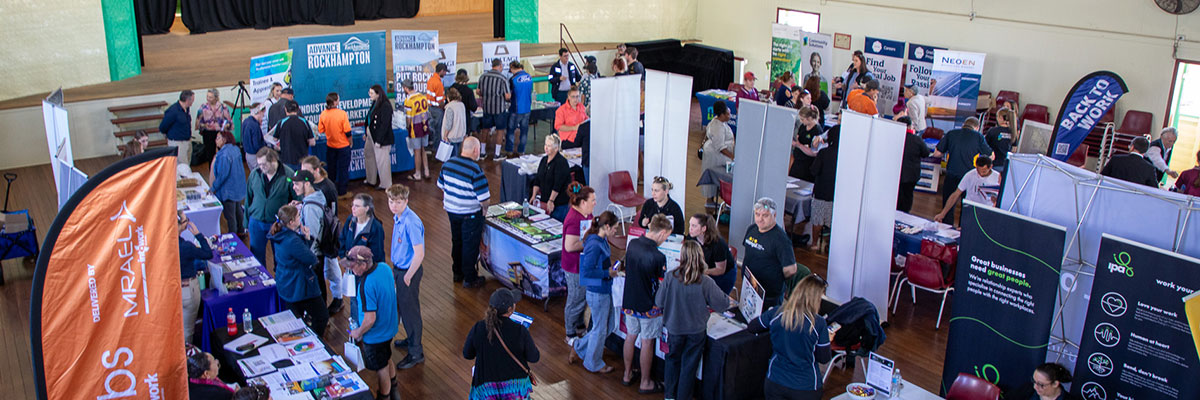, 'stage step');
107,101,167,113
114,127,160,138
110,115,164,125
